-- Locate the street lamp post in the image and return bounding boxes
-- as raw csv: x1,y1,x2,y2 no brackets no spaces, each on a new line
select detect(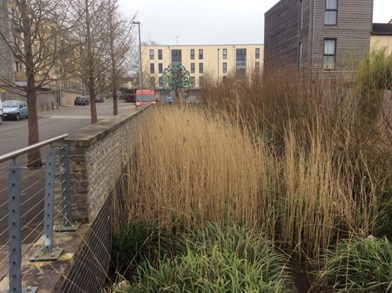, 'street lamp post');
132,21,143,89
217,48,220,83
